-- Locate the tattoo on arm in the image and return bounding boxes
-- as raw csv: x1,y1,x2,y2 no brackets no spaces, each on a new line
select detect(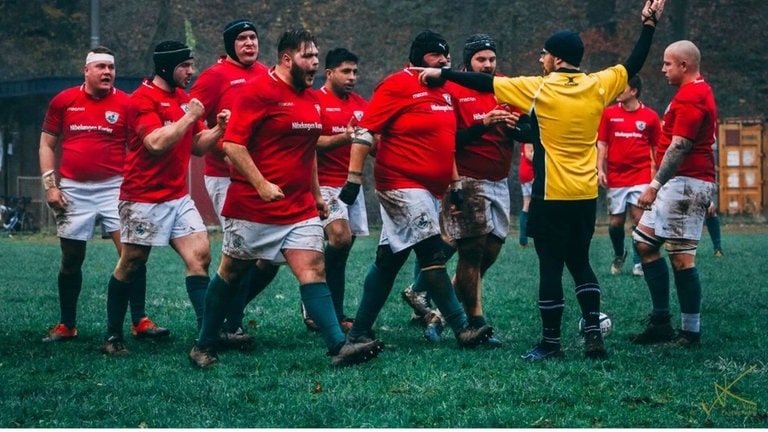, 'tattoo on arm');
654,136,693,184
